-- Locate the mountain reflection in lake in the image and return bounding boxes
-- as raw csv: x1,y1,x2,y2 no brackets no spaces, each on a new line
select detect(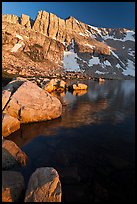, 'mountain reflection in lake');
8,80,135,203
